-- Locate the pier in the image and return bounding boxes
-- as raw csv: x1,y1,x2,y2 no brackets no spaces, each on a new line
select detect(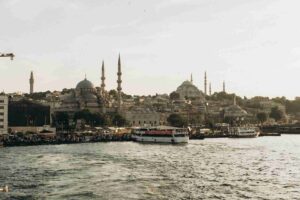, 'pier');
1,131,132,147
